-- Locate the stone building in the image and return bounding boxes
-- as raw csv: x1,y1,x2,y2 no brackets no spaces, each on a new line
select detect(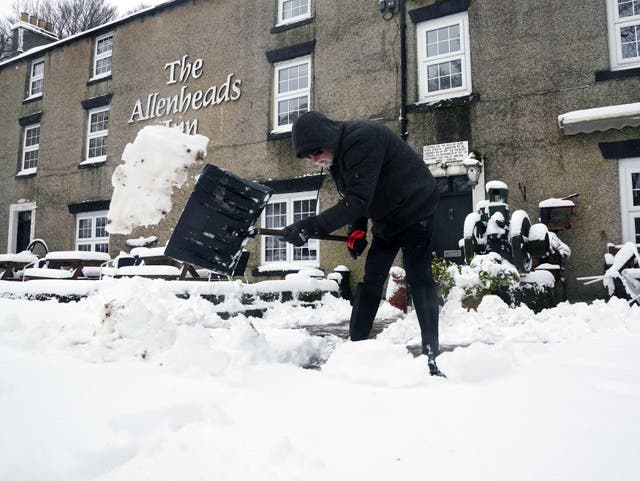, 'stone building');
0,0,639,300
